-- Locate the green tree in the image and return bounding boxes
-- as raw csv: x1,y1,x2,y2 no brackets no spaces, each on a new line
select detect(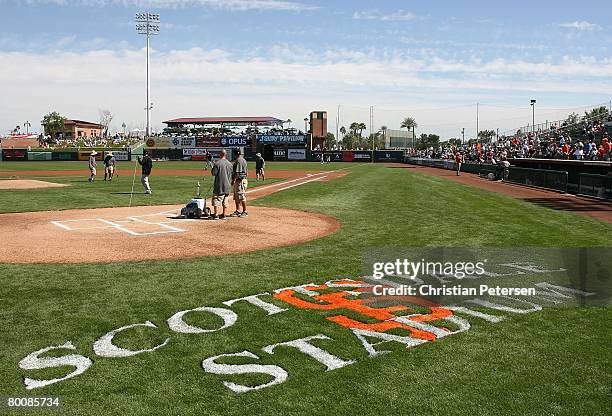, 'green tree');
349,121,367,137
41,111,66,141
416,133,440,150
342,132,357,150
340,126,346,137
324,132,337,149
478,129,496,143
401,117,417,147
